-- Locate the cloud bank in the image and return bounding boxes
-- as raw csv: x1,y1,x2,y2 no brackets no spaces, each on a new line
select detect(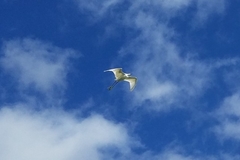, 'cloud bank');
0,106,132,160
